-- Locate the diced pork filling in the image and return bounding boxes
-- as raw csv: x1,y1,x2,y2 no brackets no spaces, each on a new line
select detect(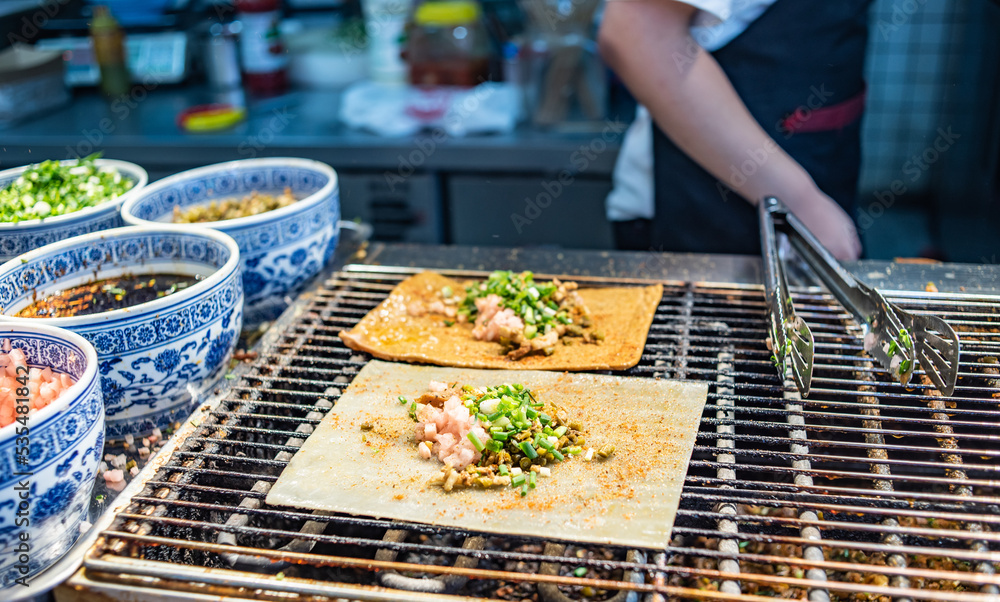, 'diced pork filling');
414,394,488,470
471,294,525,342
